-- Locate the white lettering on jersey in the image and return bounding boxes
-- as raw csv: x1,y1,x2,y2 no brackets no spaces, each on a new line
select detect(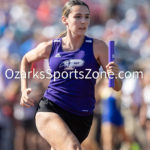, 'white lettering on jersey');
59,59,84,70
